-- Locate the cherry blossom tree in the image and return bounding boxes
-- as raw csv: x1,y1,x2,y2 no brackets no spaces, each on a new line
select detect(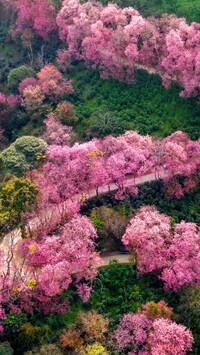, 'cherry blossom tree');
149,318,194,355
21,65,74,116
162,131,200,198
56,0,103,59
37,64,74,101
122,206,200,290
115,313,151,353
56,49,73,71
42,113,73,146
115,312,194,355
14,0,57,40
